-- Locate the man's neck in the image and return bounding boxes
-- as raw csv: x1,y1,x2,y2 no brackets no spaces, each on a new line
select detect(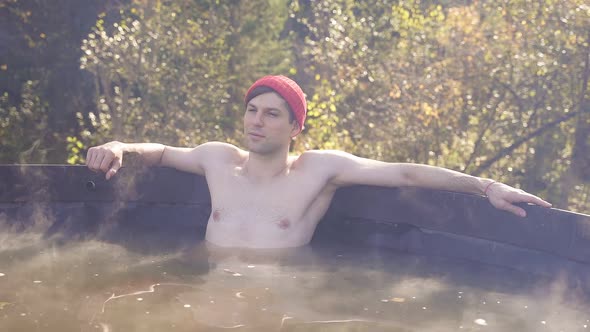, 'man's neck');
243,149,291,181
